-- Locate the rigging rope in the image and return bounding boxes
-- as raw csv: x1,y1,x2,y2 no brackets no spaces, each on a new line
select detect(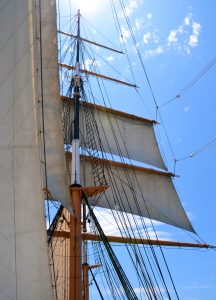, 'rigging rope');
176,138,216,162
57,4,189,299
117,0,176,167
89,268,105,300
78,57,177,299
86,37,179,299
159,56,216,108
83,192,139,300
174,138,216,176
